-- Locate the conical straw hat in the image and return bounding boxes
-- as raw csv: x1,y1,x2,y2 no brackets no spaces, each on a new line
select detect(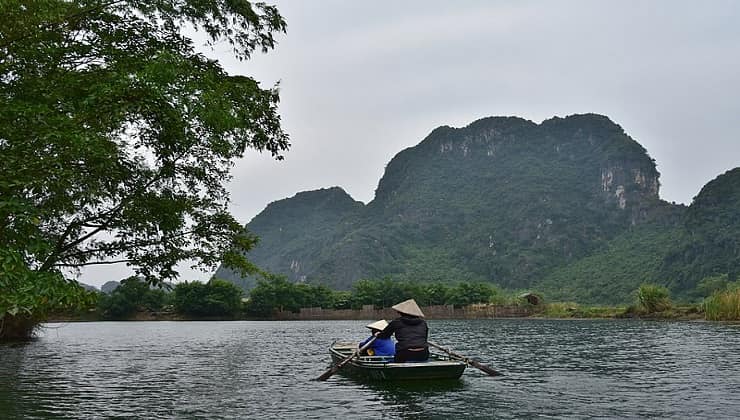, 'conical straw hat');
365,320,389,331
391,299,425,317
